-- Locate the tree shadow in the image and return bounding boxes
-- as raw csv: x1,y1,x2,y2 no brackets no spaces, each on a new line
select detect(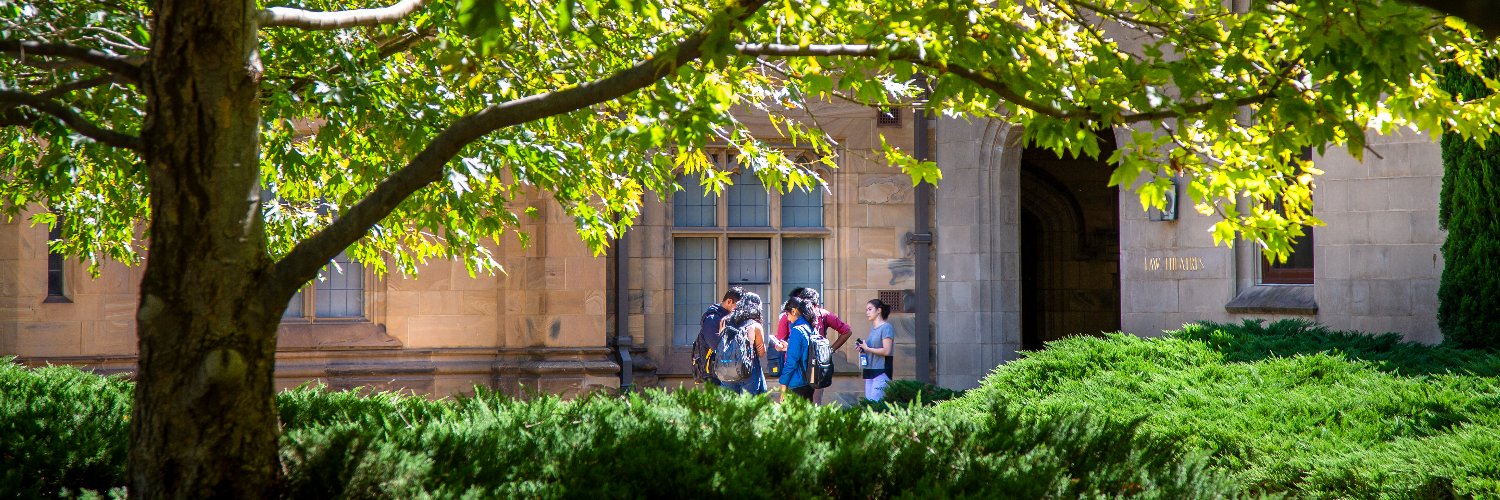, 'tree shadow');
1173,319,1500,378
